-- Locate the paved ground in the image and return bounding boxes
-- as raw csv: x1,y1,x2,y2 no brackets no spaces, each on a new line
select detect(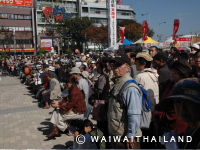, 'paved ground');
0,76,75,149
